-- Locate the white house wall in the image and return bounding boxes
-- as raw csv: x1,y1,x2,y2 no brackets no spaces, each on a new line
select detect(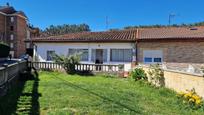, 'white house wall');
34,42,135,71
